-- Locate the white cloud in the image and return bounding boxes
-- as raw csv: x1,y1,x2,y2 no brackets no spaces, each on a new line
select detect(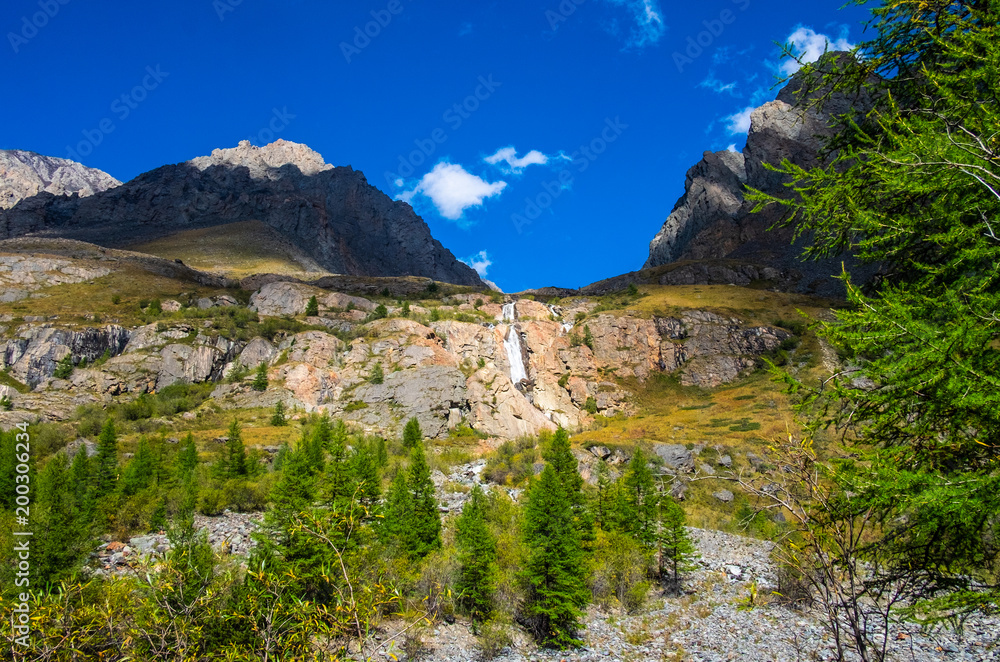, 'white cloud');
724,106,755,135
699,73,737,95
780,26,853,76
484,147,549,174
726,143,738,153
460,250,493,277
398,162,507,221
602,0,665,48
